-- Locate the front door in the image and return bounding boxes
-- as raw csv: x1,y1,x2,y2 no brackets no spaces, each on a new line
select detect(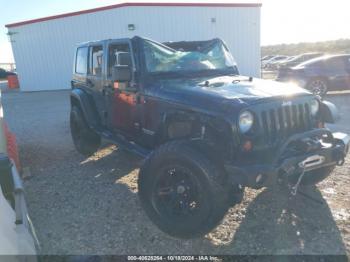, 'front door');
104,40,140,138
